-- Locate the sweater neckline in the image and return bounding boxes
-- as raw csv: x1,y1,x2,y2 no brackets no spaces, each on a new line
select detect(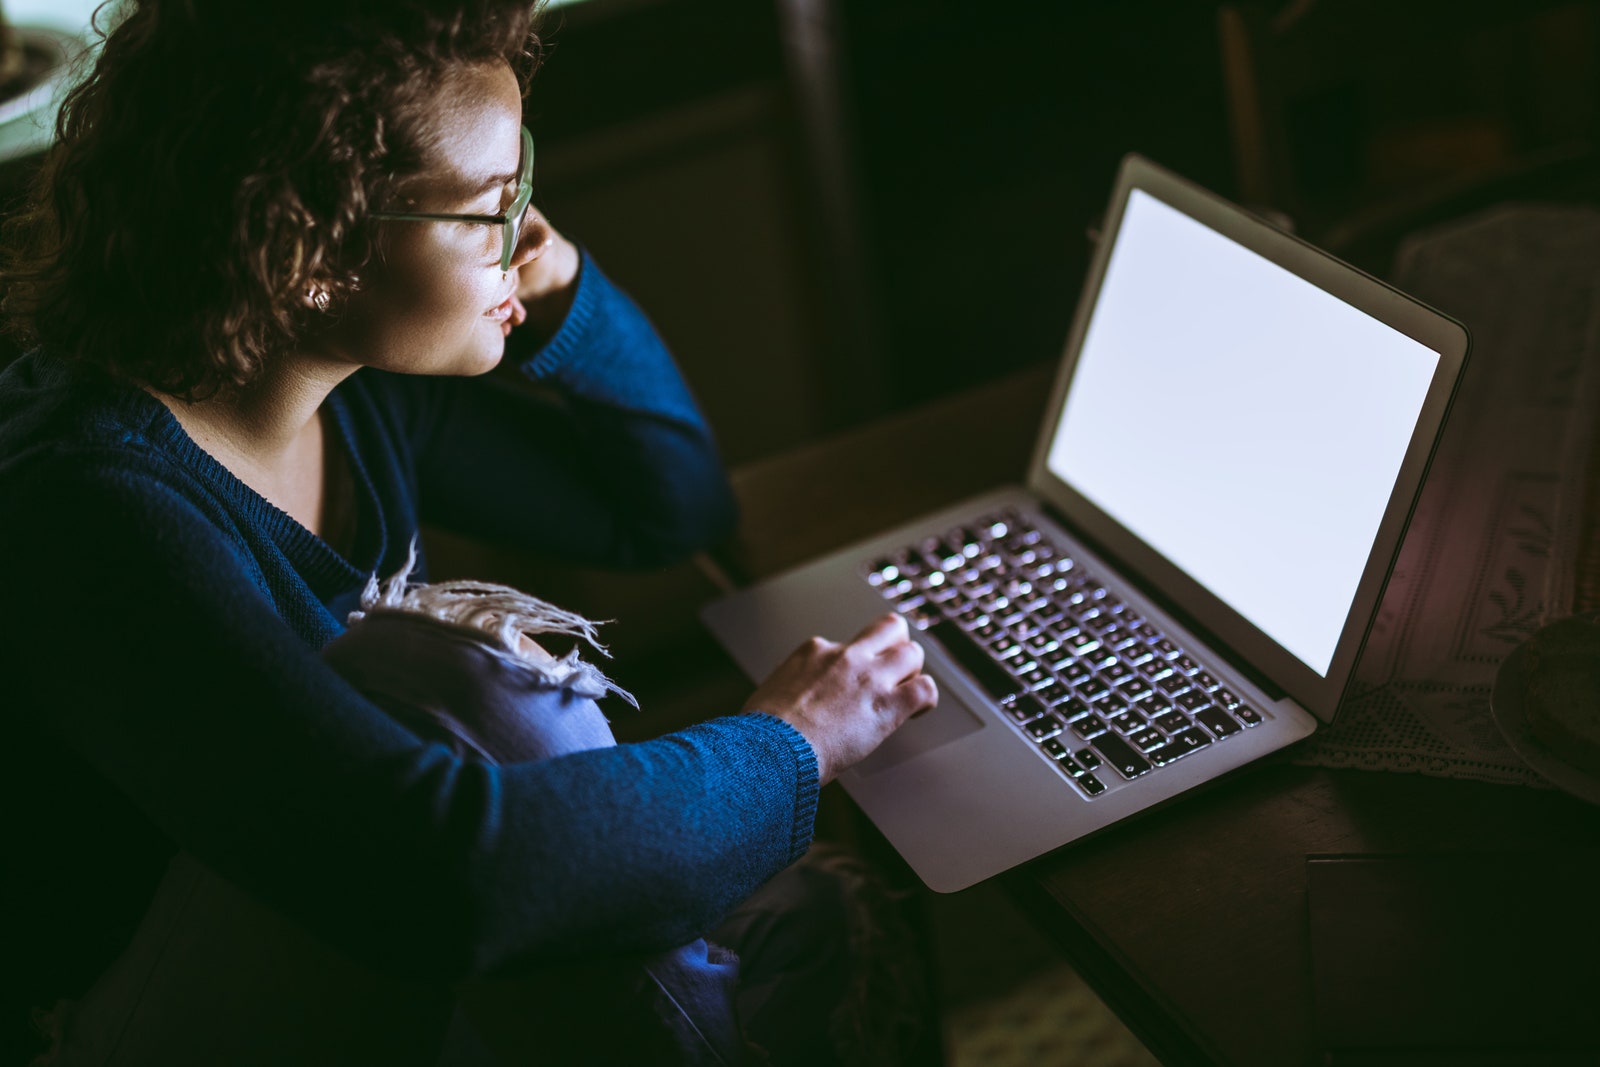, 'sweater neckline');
118,382,385,594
